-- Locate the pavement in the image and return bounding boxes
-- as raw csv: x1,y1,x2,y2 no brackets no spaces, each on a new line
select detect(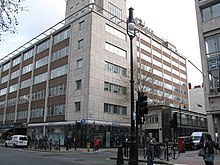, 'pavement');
1,142,220,165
